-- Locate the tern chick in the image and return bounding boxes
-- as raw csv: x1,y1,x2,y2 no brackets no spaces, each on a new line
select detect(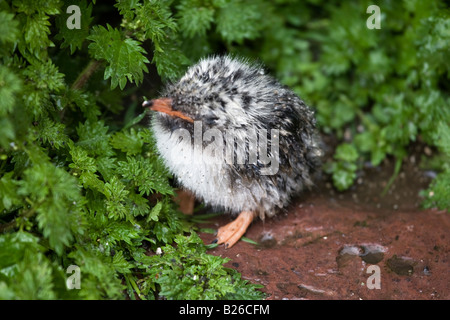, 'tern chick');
144,55,322,248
